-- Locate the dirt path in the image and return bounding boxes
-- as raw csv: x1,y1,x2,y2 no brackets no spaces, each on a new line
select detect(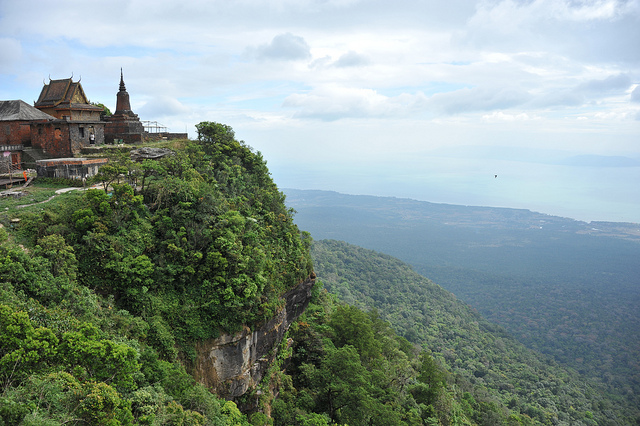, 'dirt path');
13,186,101,209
